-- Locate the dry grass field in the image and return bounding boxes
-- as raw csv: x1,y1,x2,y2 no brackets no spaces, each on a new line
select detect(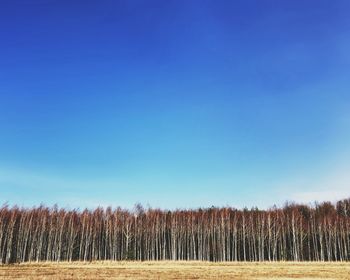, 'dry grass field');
0,261,349,280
